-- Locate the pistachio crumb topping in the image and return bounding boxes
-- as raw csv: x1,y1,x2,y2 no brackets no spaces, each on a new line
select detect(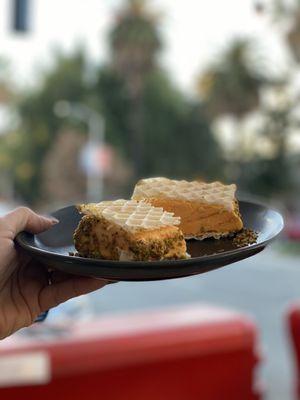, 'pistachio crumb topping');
232,228,258,248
